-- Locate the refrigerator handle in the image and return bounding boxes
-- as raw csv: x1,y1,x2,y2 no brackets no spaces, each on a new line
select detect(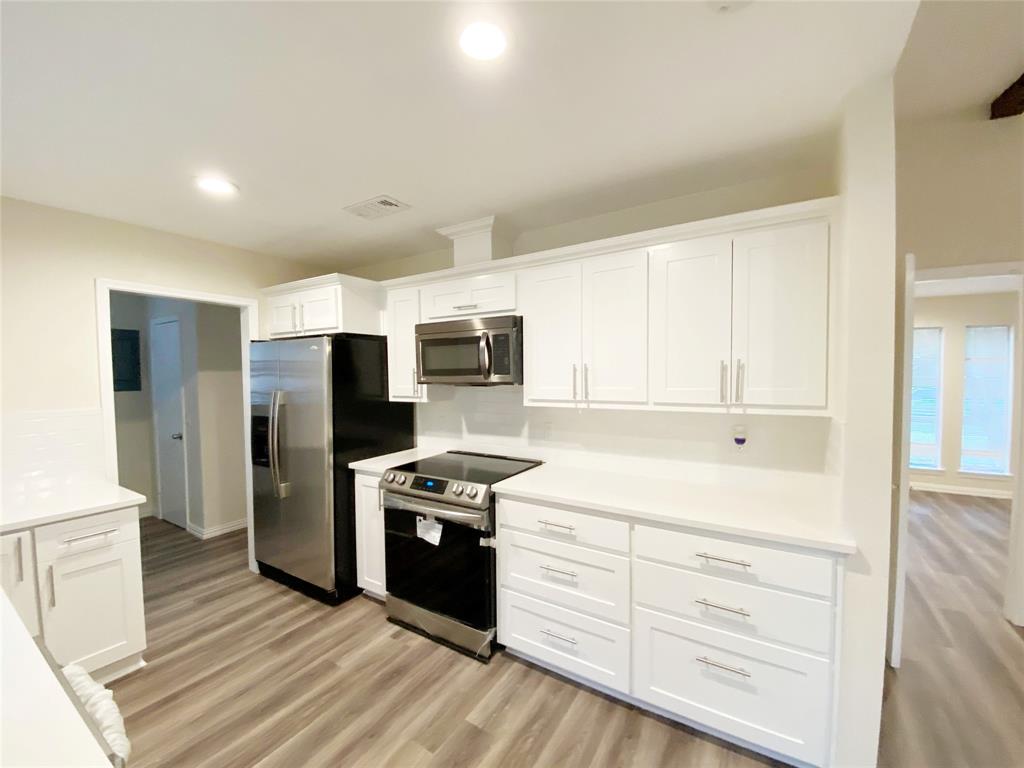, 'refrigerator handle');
269,390,291,499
